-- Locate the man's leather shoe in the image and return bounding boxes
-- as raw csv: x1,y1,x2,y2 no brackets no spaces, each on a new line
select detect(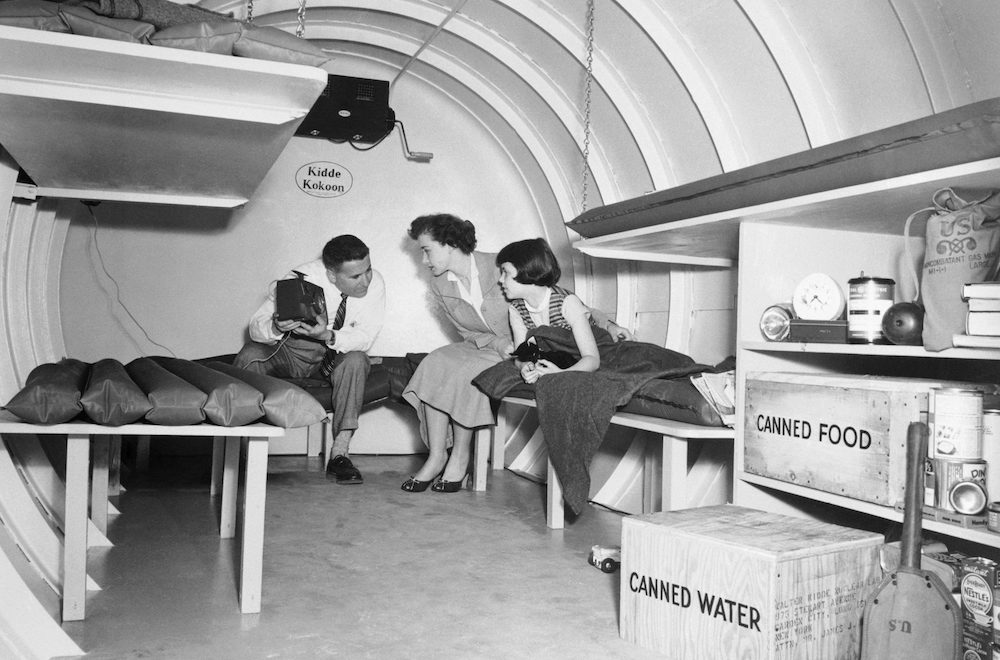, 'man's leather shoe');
326,455,363,484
